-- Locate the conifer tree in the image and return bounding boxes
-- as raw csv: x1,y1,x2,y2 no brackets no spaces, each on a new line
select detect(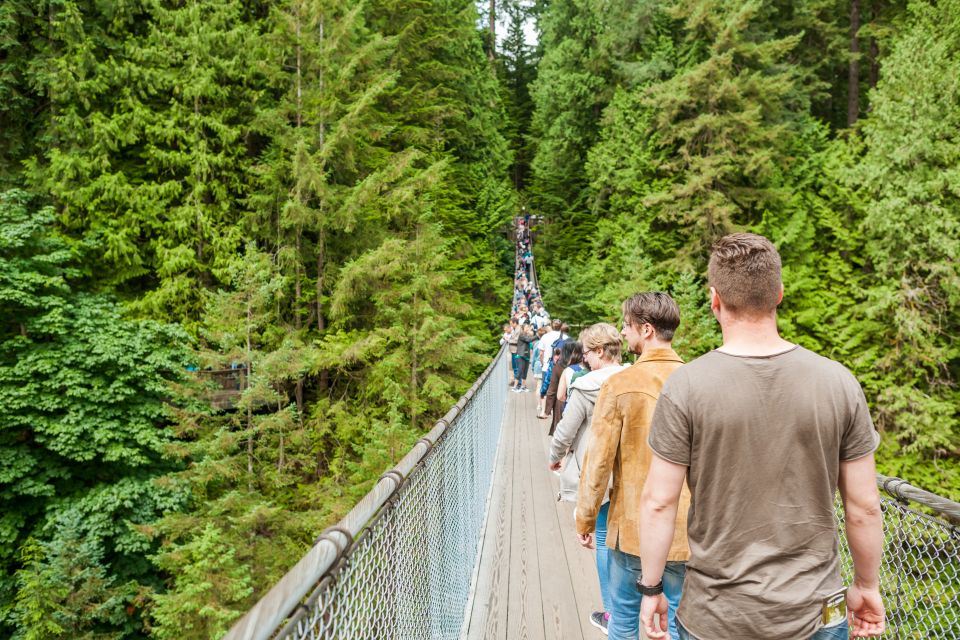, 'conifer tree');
325,221,487,476
639,0,807,264
845,0,960,491
527,0,610,256
30,0,259,325
497,0,538,191
365,0,514,327
250,0,398,411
